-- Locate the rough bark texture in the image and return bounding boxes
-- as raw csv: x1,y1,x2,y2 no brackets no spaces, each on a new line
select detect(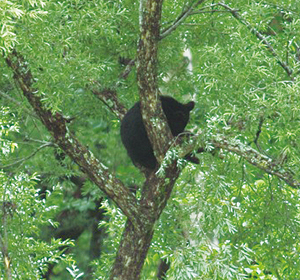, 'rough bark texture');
110,221,154,279
137,0,173,164
5,1,298,279
5,5,182,276
110,164,181,279
5,51,144,232
110,0,185,279
91,87,127,120
212,137,300,188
